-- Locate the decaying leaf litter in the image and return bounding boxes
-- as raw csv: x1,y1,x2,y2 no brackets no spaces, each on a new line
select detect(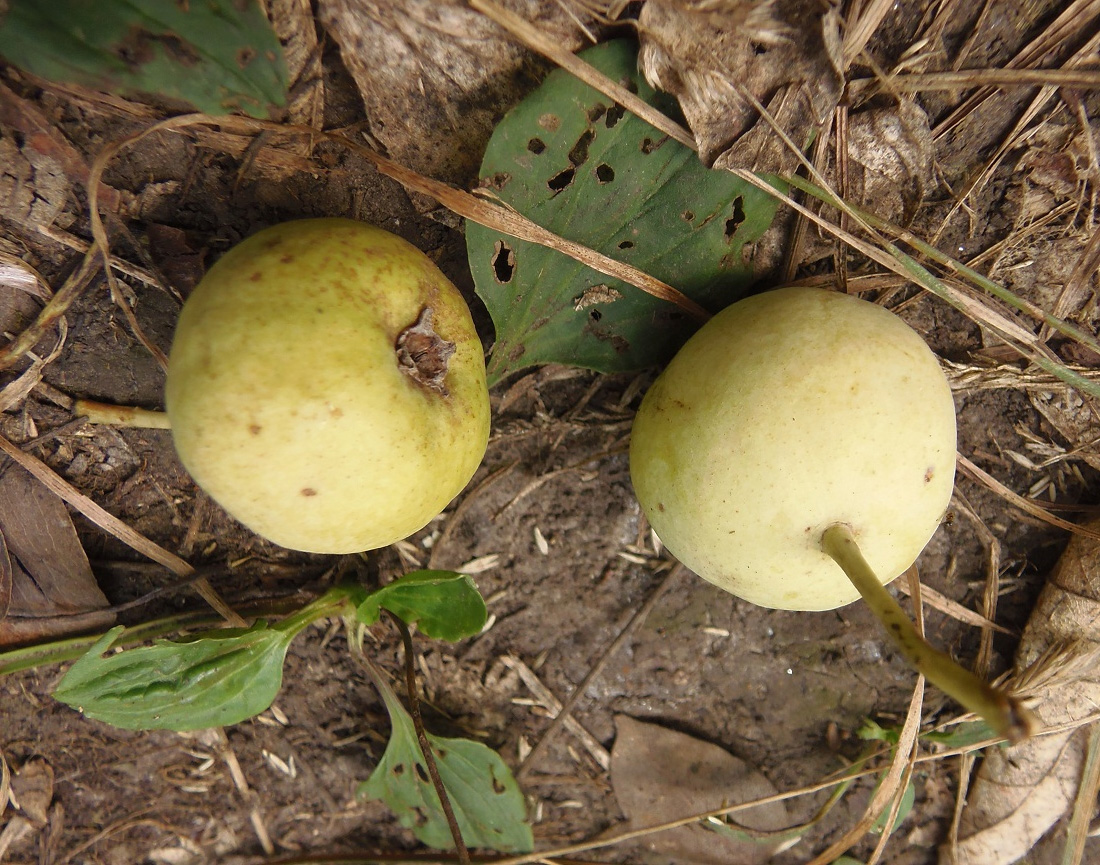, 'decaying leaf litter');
2,0,1100,863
